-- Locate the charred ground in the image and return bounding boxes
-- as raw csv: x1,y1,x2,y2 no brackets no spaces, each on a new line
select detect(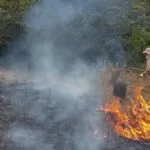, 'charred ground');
0,68,149,150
